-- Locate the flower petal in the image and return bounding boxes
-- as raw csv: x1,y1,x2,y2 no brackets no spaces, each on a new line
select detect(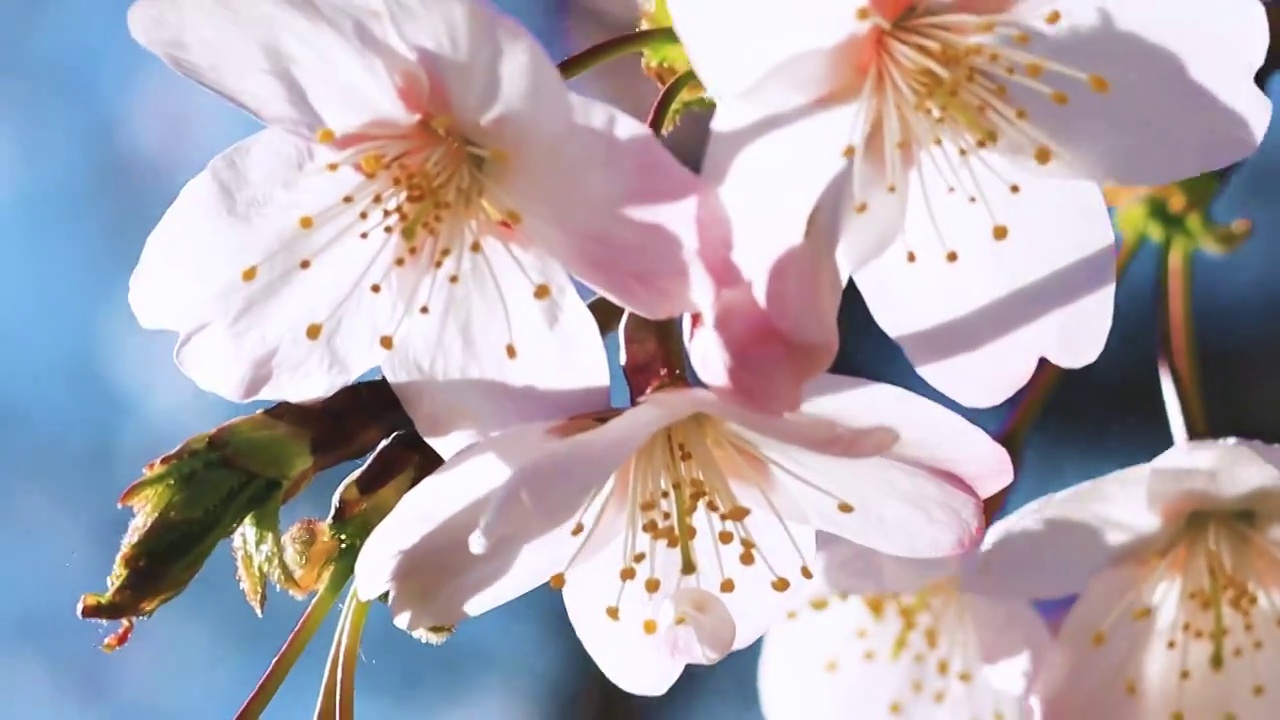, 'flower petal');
1036,560,1163,720
978,462,1160,600
816,533,969,596
467,397,695,556
492,96,706,320
852,152,1116,409
1002,0,1271,184
689,99,856,412
667,0,860,106
352,420,621,631
130,128,414,402
560,540,688,696
128,0,413,134
381,242,611,456
1143,438,1280,514
759,589,1047,720
797,373,1015,499
381,0,572,145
